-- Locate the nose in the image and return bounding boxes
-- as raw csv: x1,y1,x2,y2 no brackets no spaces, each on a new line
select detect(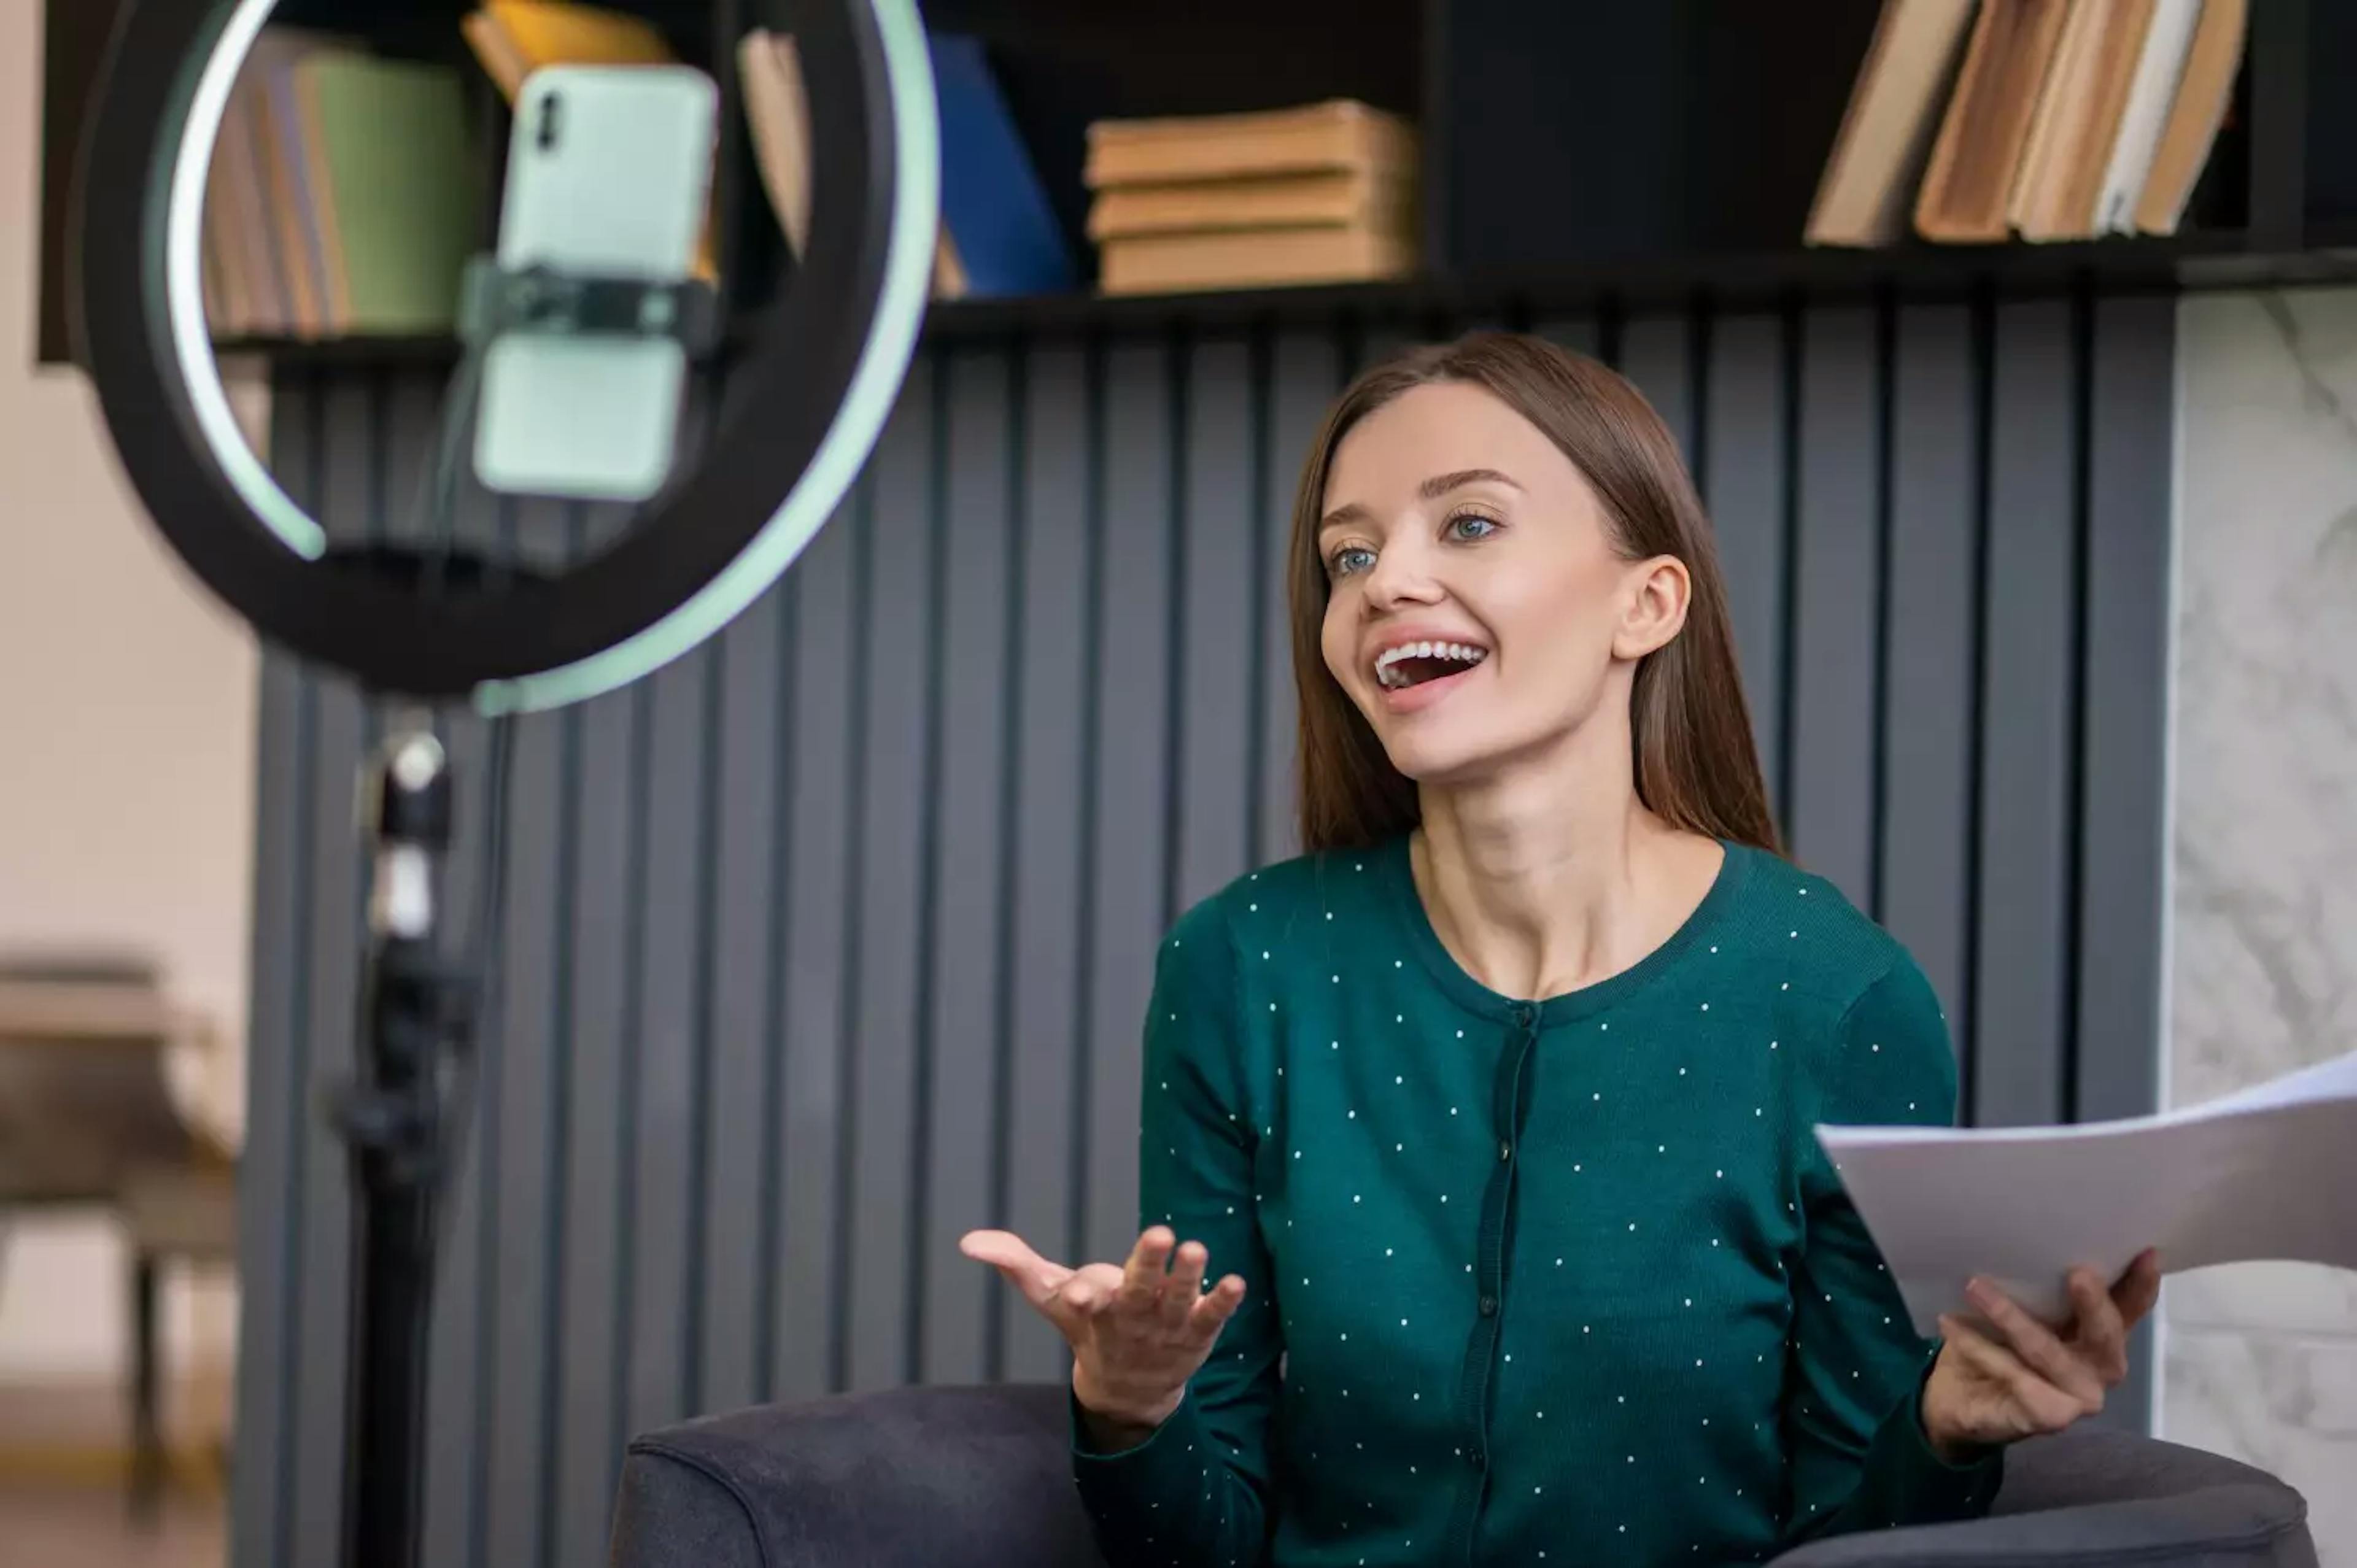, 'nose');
1361,534,1443,611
